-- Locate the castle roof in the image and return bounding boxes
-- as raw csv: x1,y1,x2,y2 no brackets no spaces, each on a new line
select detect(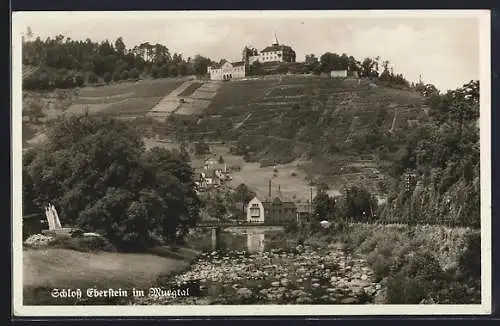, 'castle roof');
261,44,295,53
